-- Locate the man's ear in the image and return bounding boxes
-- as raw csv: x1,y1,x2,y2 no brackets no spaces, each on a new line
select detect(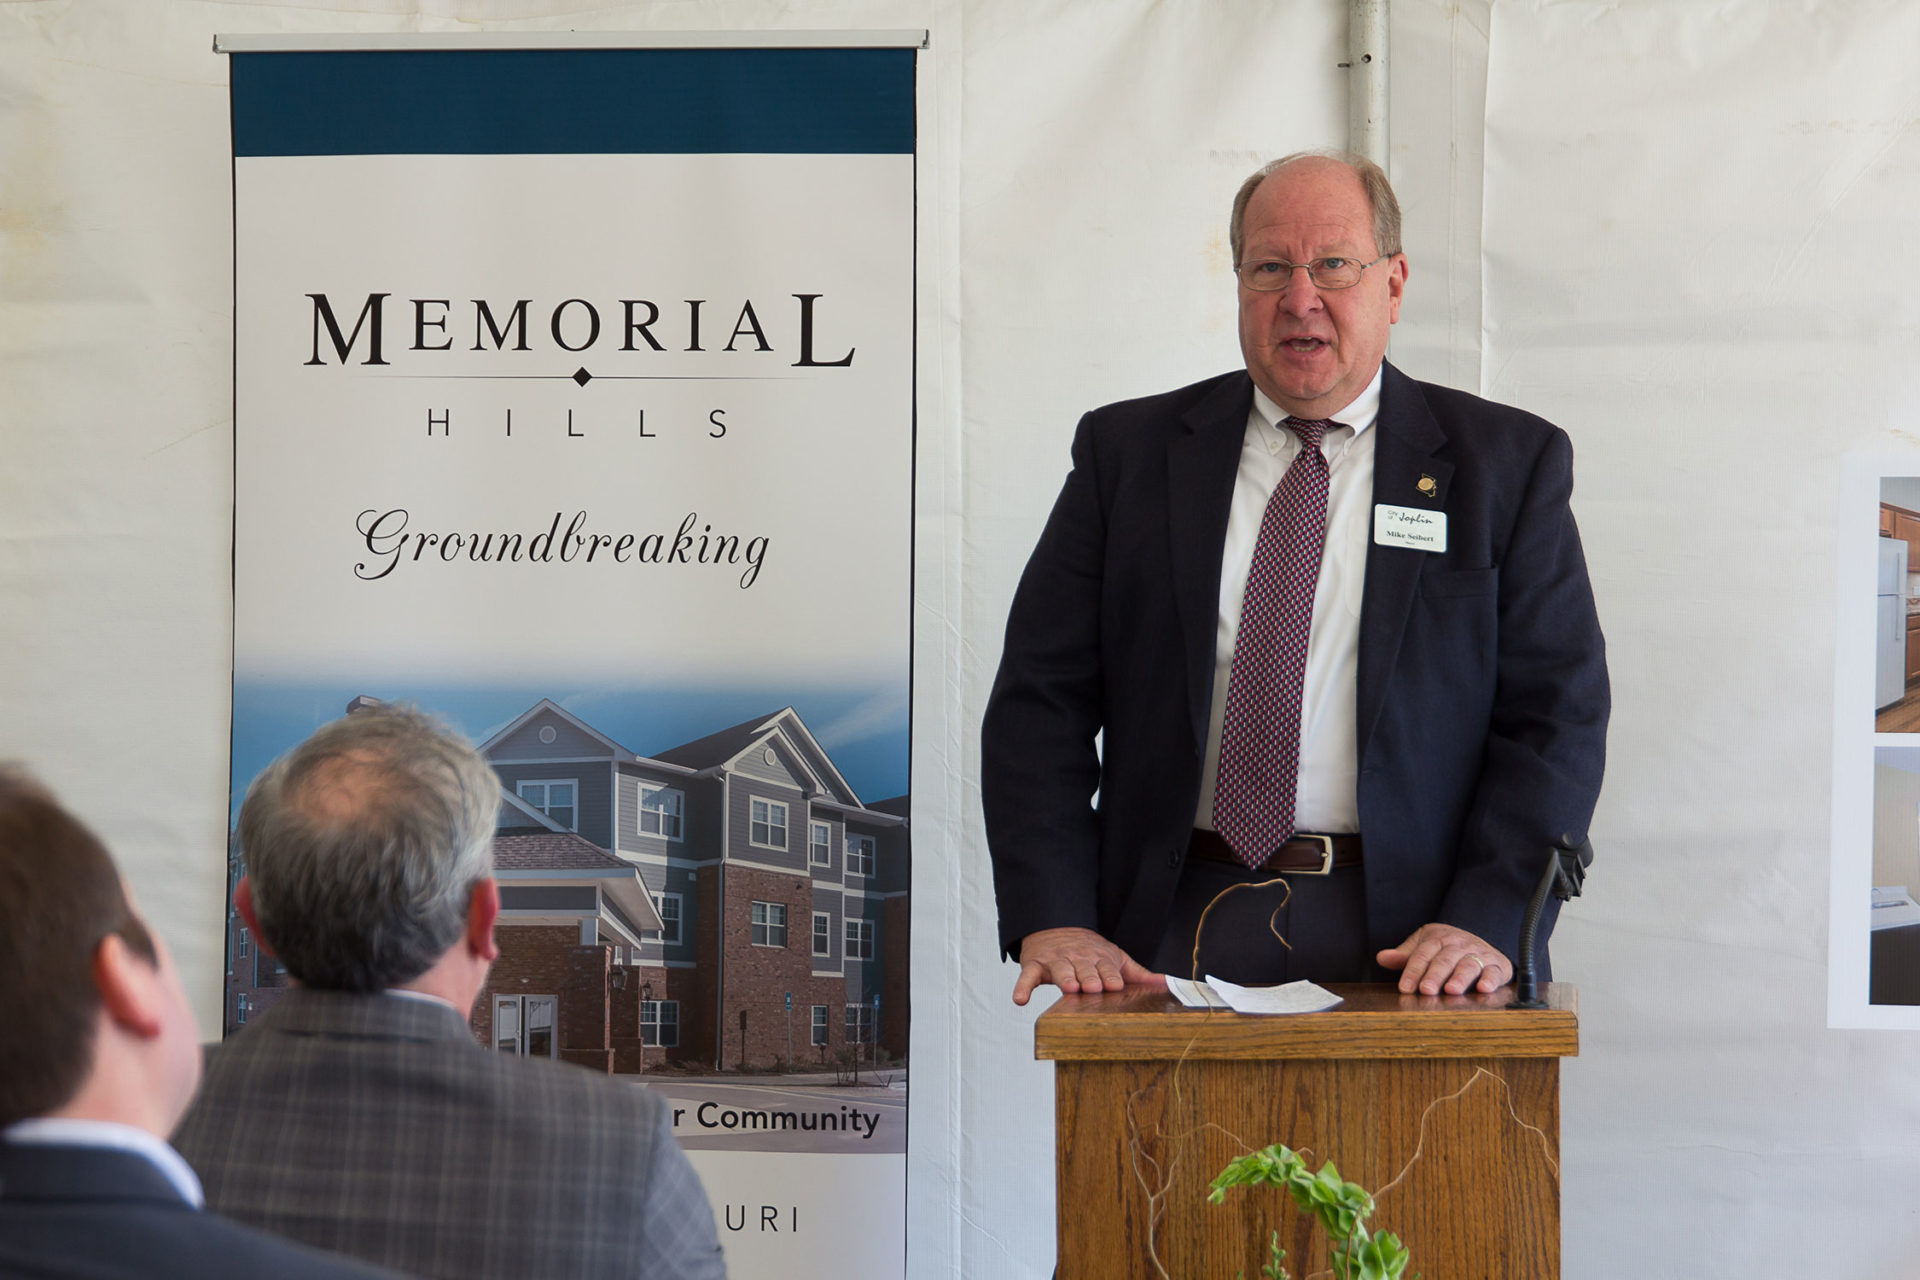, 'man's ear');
234,876,266,950
466,877,500,963
235,875,283,962
94,932,164,1041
